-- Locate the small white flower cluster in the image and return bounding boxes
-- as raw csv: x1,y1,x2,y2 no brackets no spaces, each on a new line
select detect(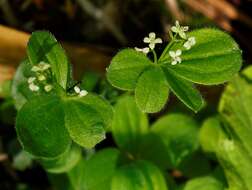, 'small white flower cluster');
135,32,163,54
74,86,88,97
28,61,53,92
169,21,196,65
